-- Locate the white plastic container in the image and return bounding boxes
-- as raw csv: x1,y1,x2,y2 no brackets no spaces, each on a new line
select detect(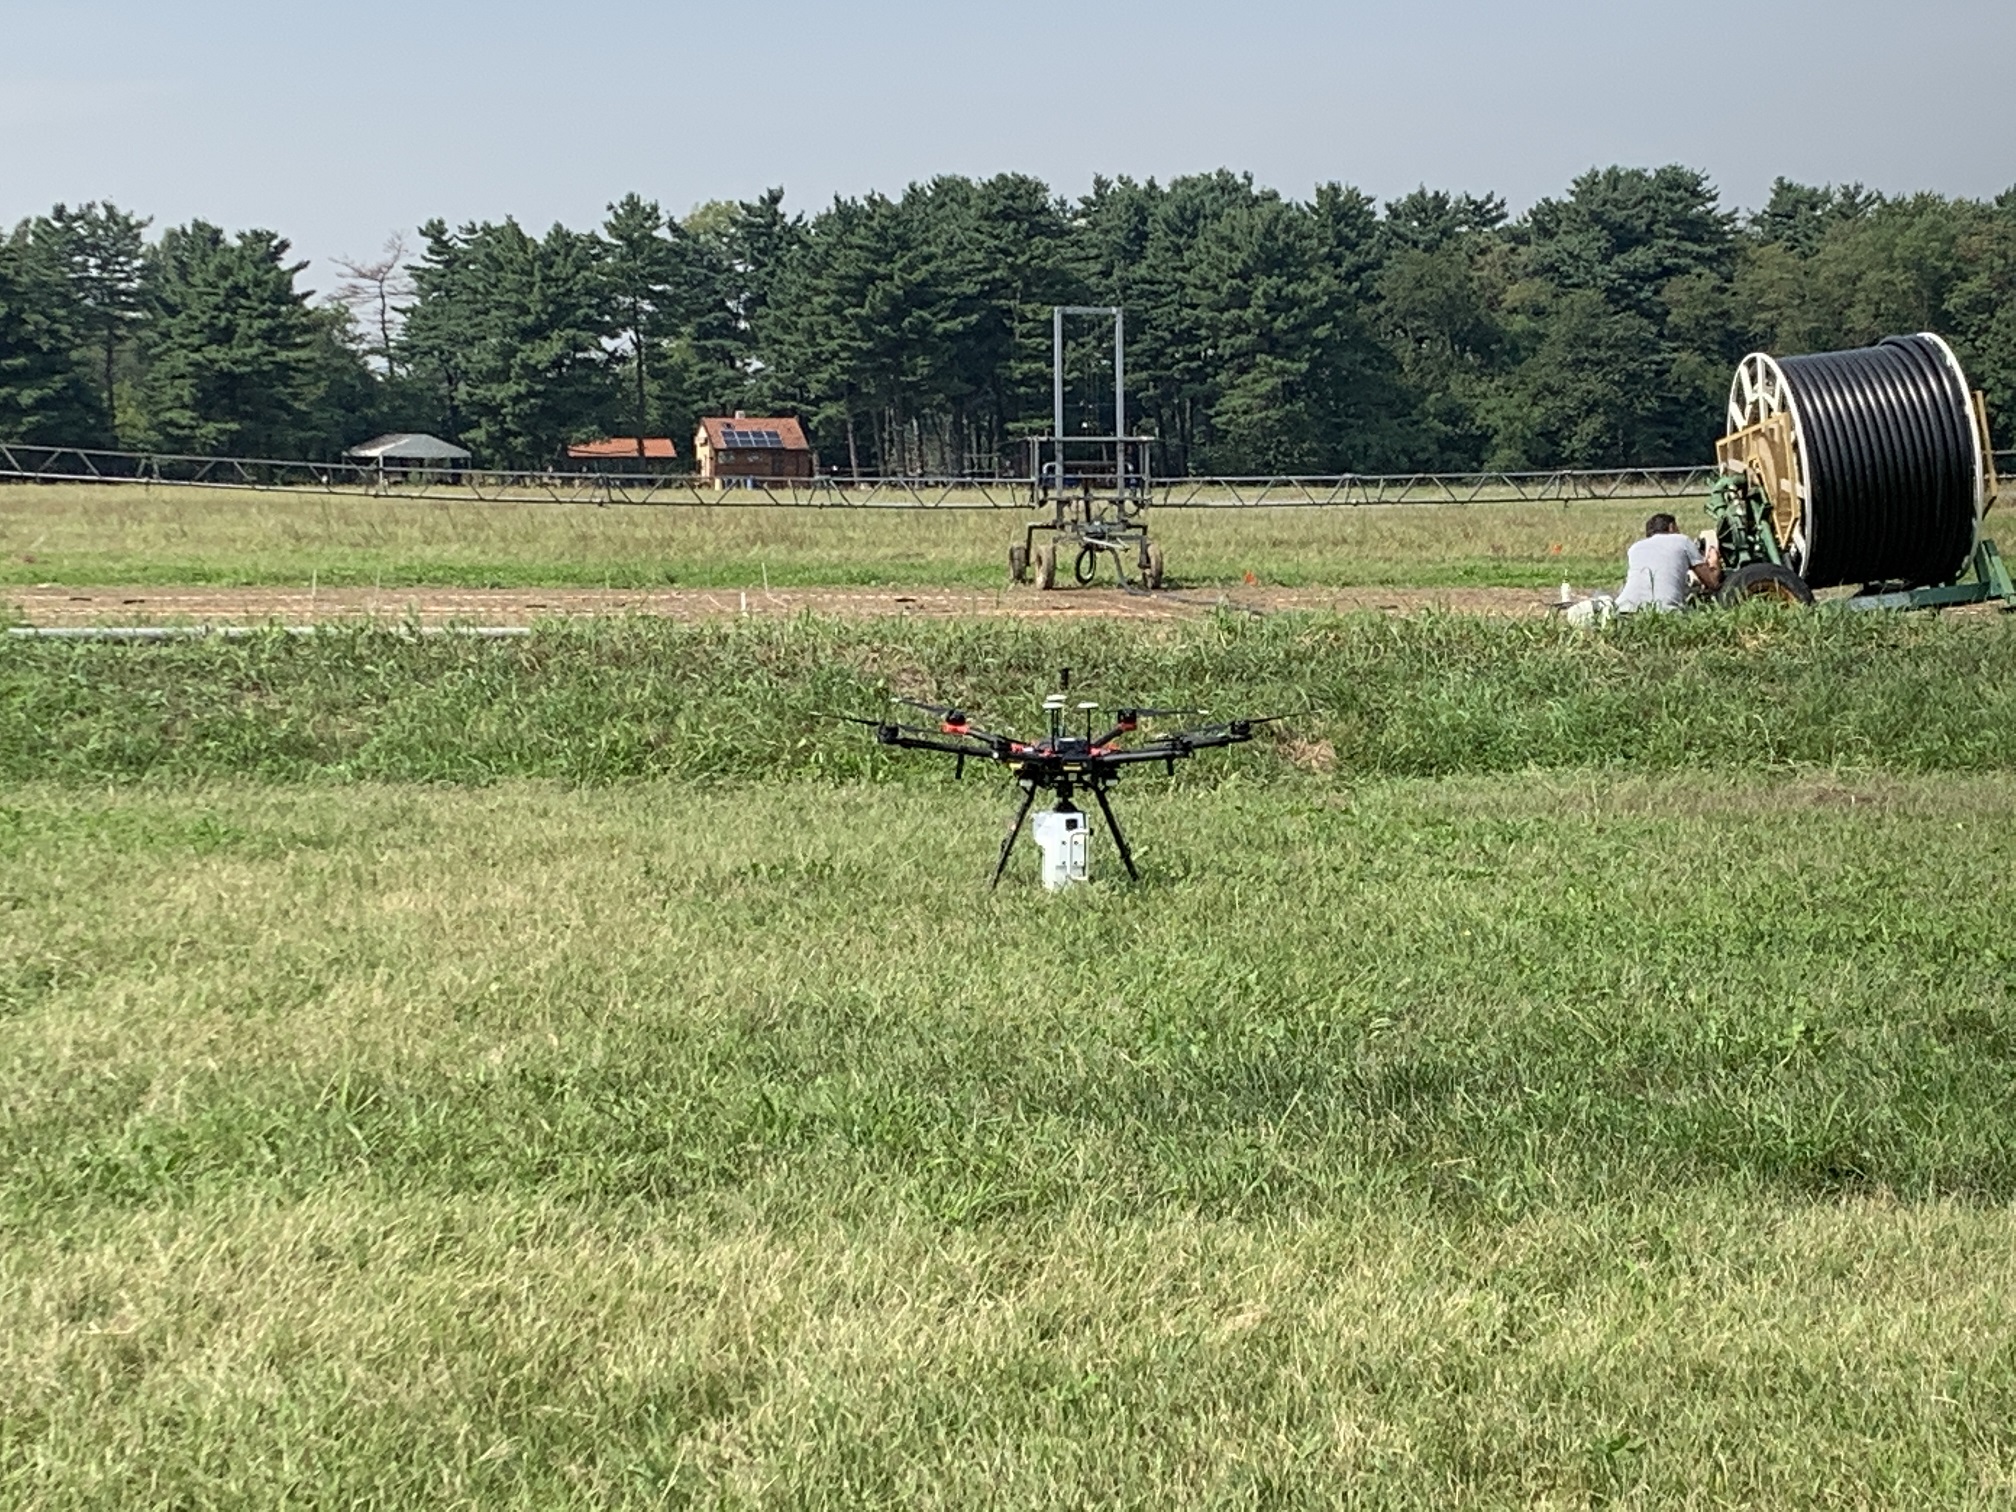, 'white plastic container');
1031,807,1090,889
